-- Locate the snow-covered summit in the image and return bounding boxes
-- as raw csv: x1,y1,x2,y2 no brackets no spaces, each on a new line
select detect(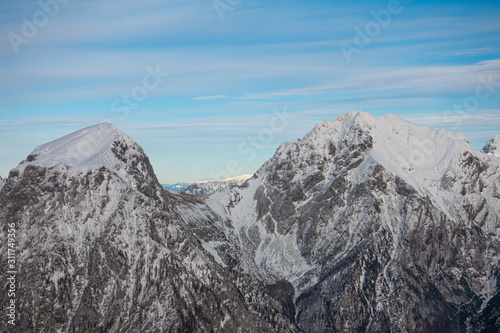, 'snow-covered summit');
279,111,470,173
12,123,152,183
263,111,495,207
483,134,500,157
